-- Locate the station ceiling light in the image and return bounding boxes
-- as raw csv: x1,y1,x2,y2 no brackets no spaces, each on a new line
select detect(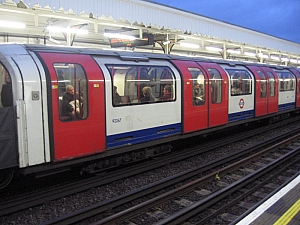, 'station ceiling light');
270,55,280,61
180,43,200,48
47,26,88,34
227,49,241,54
281,57,289,62
244,52,256,57
103,33,136,40
0,20,25,28
206,46,222,51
